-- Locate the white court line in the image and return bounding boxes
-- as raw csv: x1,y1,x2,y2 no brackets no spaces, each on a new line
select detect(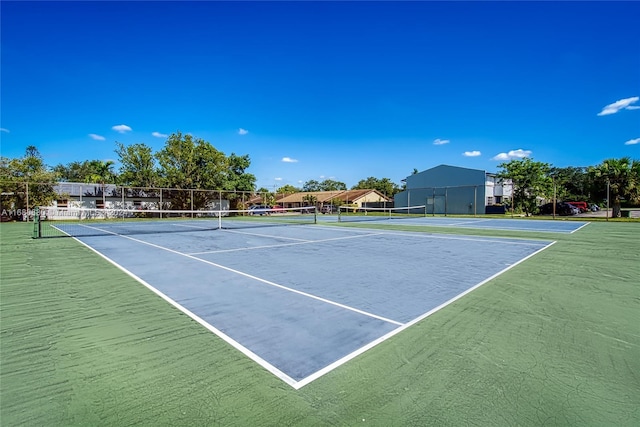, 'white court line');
444,218,493,226
313,223,551,246
294,239,558,389
453,223,585,233
68,222,556,389
61,231,301,388
172,222,218,230
219,228,312,242
412,220,585,233
188,231,385,255
570,222,591,233
75,223,403,327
